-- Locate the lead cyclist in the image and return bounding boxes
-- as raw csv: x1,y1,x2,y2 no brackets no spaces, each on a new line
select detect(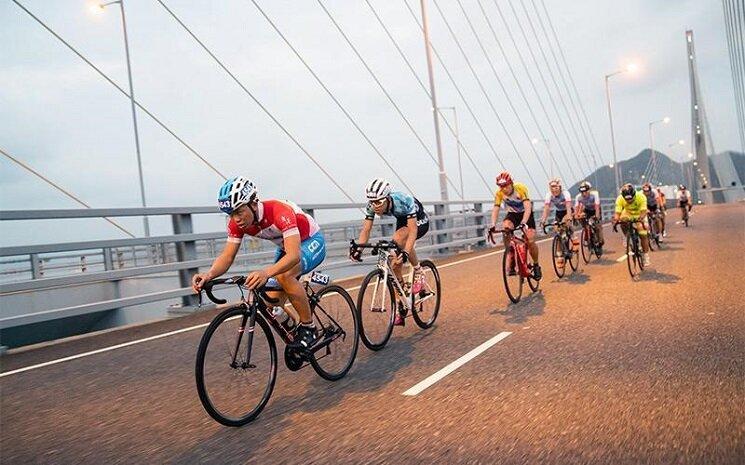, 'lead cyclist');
349,178,429,326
